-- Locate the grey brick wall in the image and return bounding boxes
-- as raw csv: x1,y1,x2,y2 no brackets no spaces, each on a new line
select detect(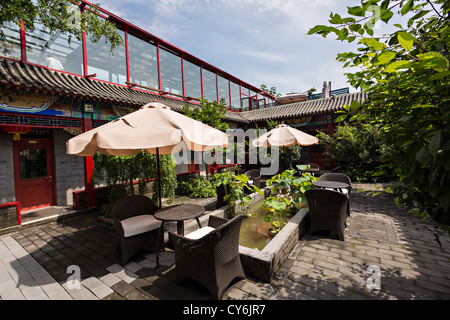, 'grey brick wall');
0,131,15,203
53,129,85,206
